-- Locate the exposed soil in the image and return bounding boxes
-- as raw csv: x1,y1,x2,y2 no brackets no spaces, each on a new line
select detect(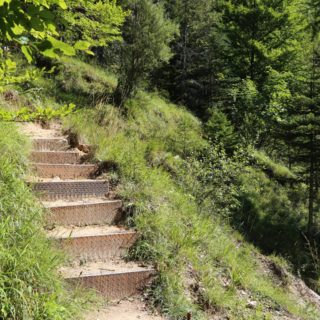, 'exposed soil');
18,122,64,138
85,299,165,320
47,225,131,238
60,260,153,277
